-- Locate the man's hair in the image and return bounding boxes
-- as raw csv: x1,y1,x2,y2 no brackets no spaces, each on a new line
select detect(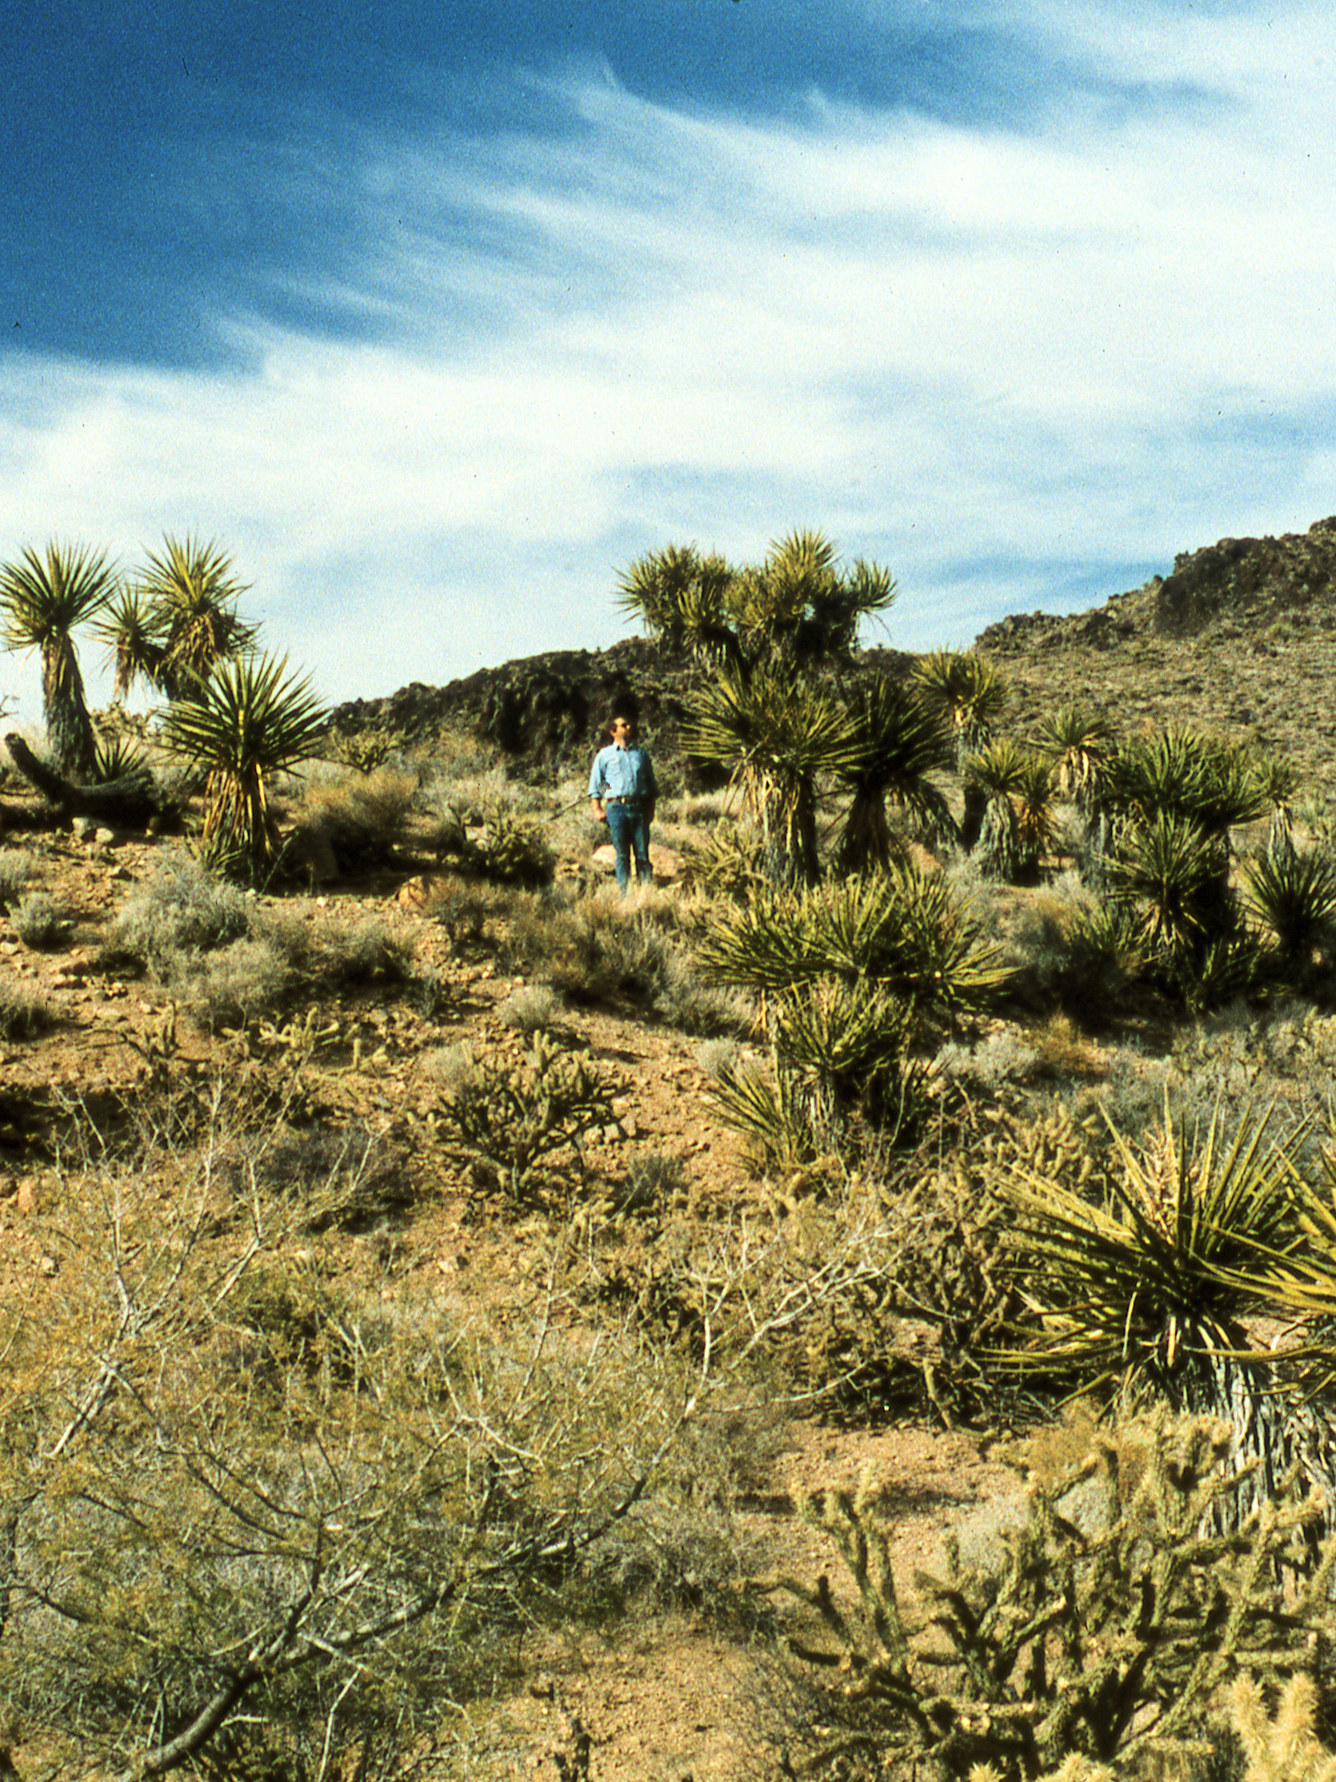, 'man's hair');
606,711,637,736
